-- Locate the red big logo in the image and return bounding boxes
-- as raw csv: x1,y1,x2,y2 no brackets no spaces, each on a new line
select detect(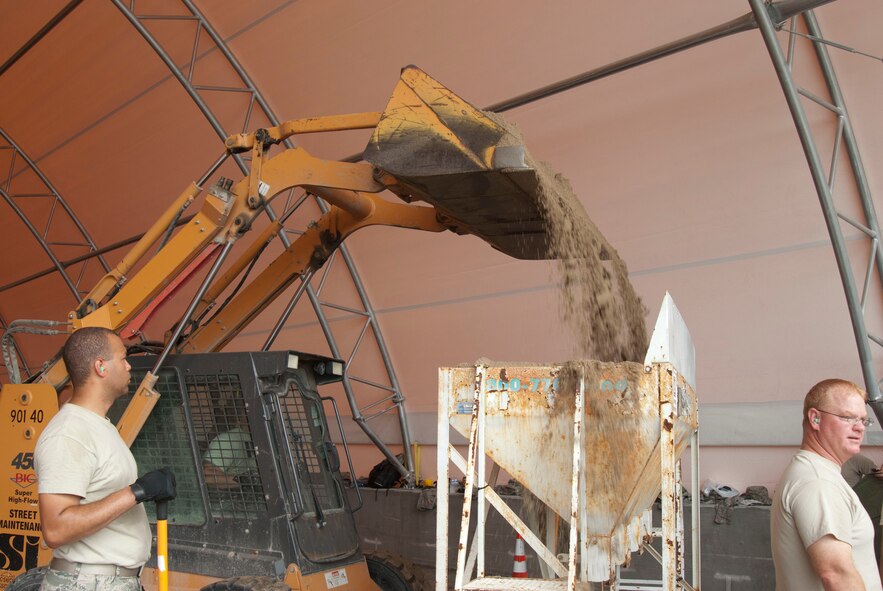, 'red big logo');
9,473,37,489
